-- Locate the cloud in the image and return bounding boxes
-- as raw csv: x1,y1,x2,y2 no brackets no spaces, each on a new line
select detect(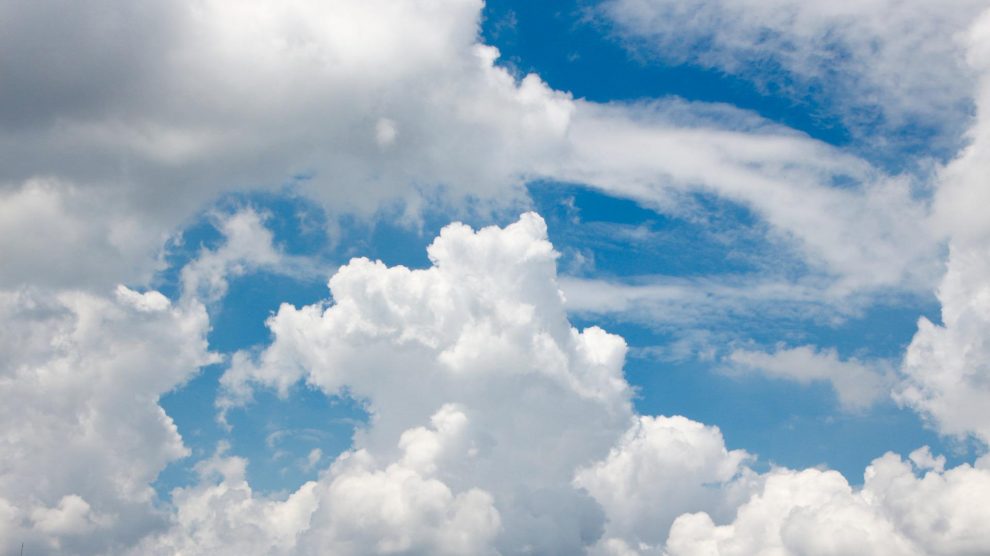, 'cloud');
599,0,985,154
560,274,855,329
219,213,633,552
4,211,988,554
665,451,990,556
898,11,990,446
575,416,754,551
0,0,573,290
136,409,501,556
4,2,990,554
728,345,893,411
207,214,988,556
556,101,942,295
179,208,326,305
0,0,942,307
0,285,216,554
0,209,295,553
